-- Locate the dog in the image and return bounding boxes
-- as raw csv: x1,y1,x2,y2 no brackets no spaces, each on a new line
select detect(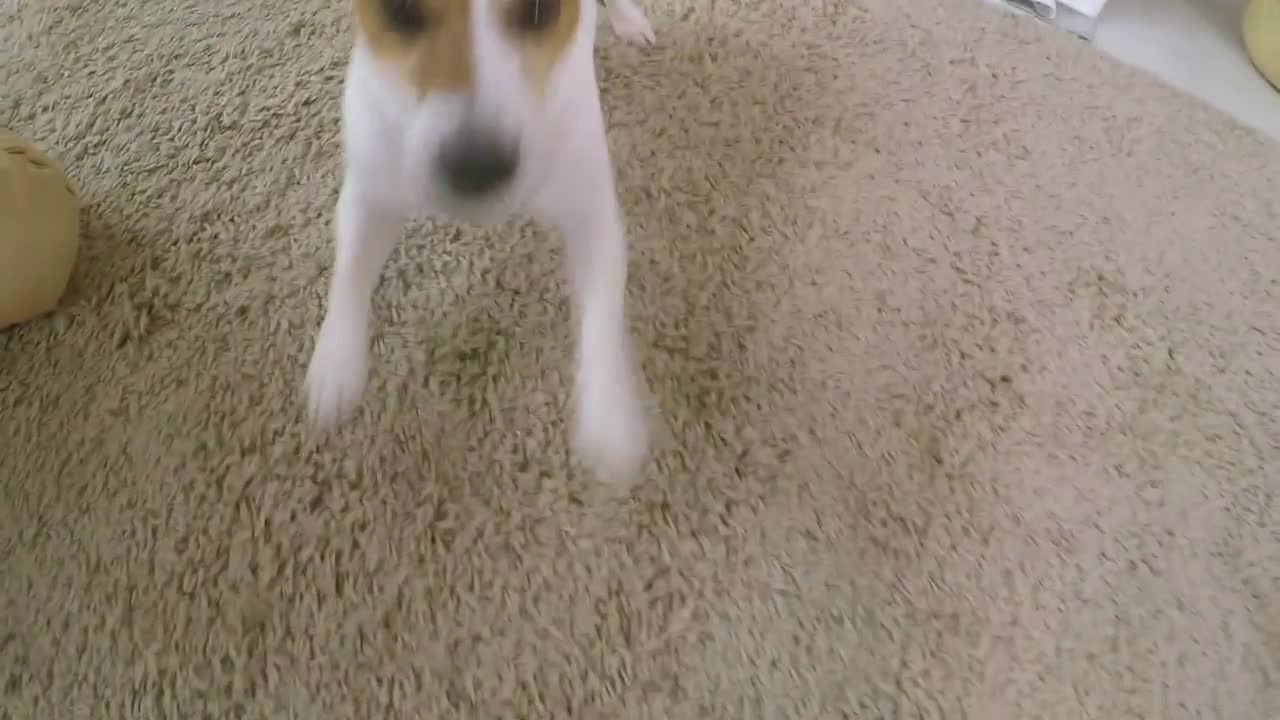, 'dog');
304,0,657,481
